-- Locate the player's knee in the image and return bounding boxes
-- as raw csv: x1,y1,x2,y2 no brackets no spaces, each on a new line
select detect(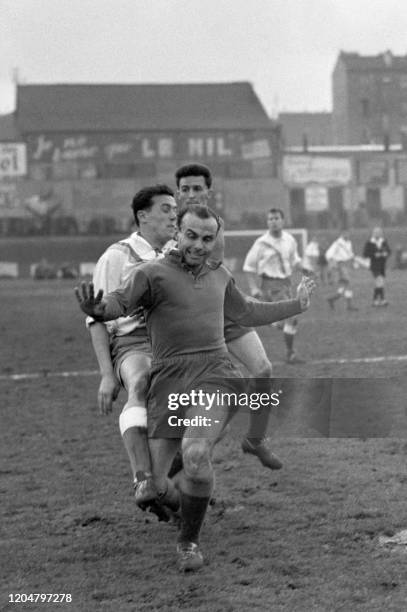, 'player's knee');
182,440,212,484
126,371,149,403
251,359,272,378
119,405,147,434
